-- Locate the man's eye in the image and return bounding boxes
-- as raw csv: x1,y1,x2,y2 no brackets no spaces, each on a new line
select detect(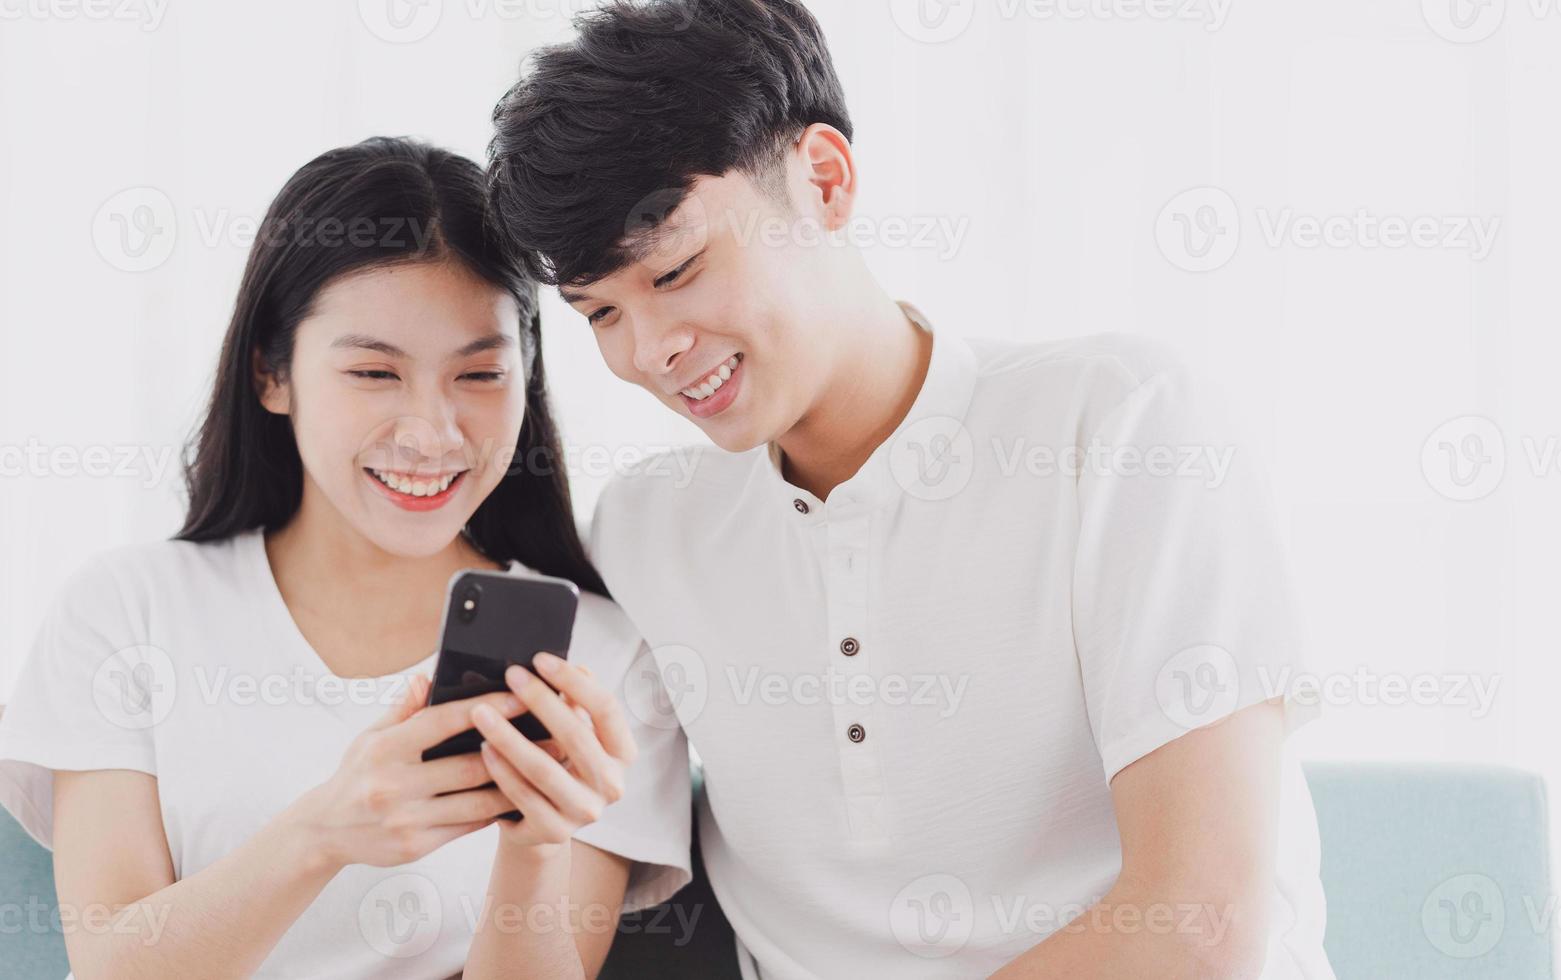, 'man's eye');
348,370,398,380
655,257,696,289
587,307,615,325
